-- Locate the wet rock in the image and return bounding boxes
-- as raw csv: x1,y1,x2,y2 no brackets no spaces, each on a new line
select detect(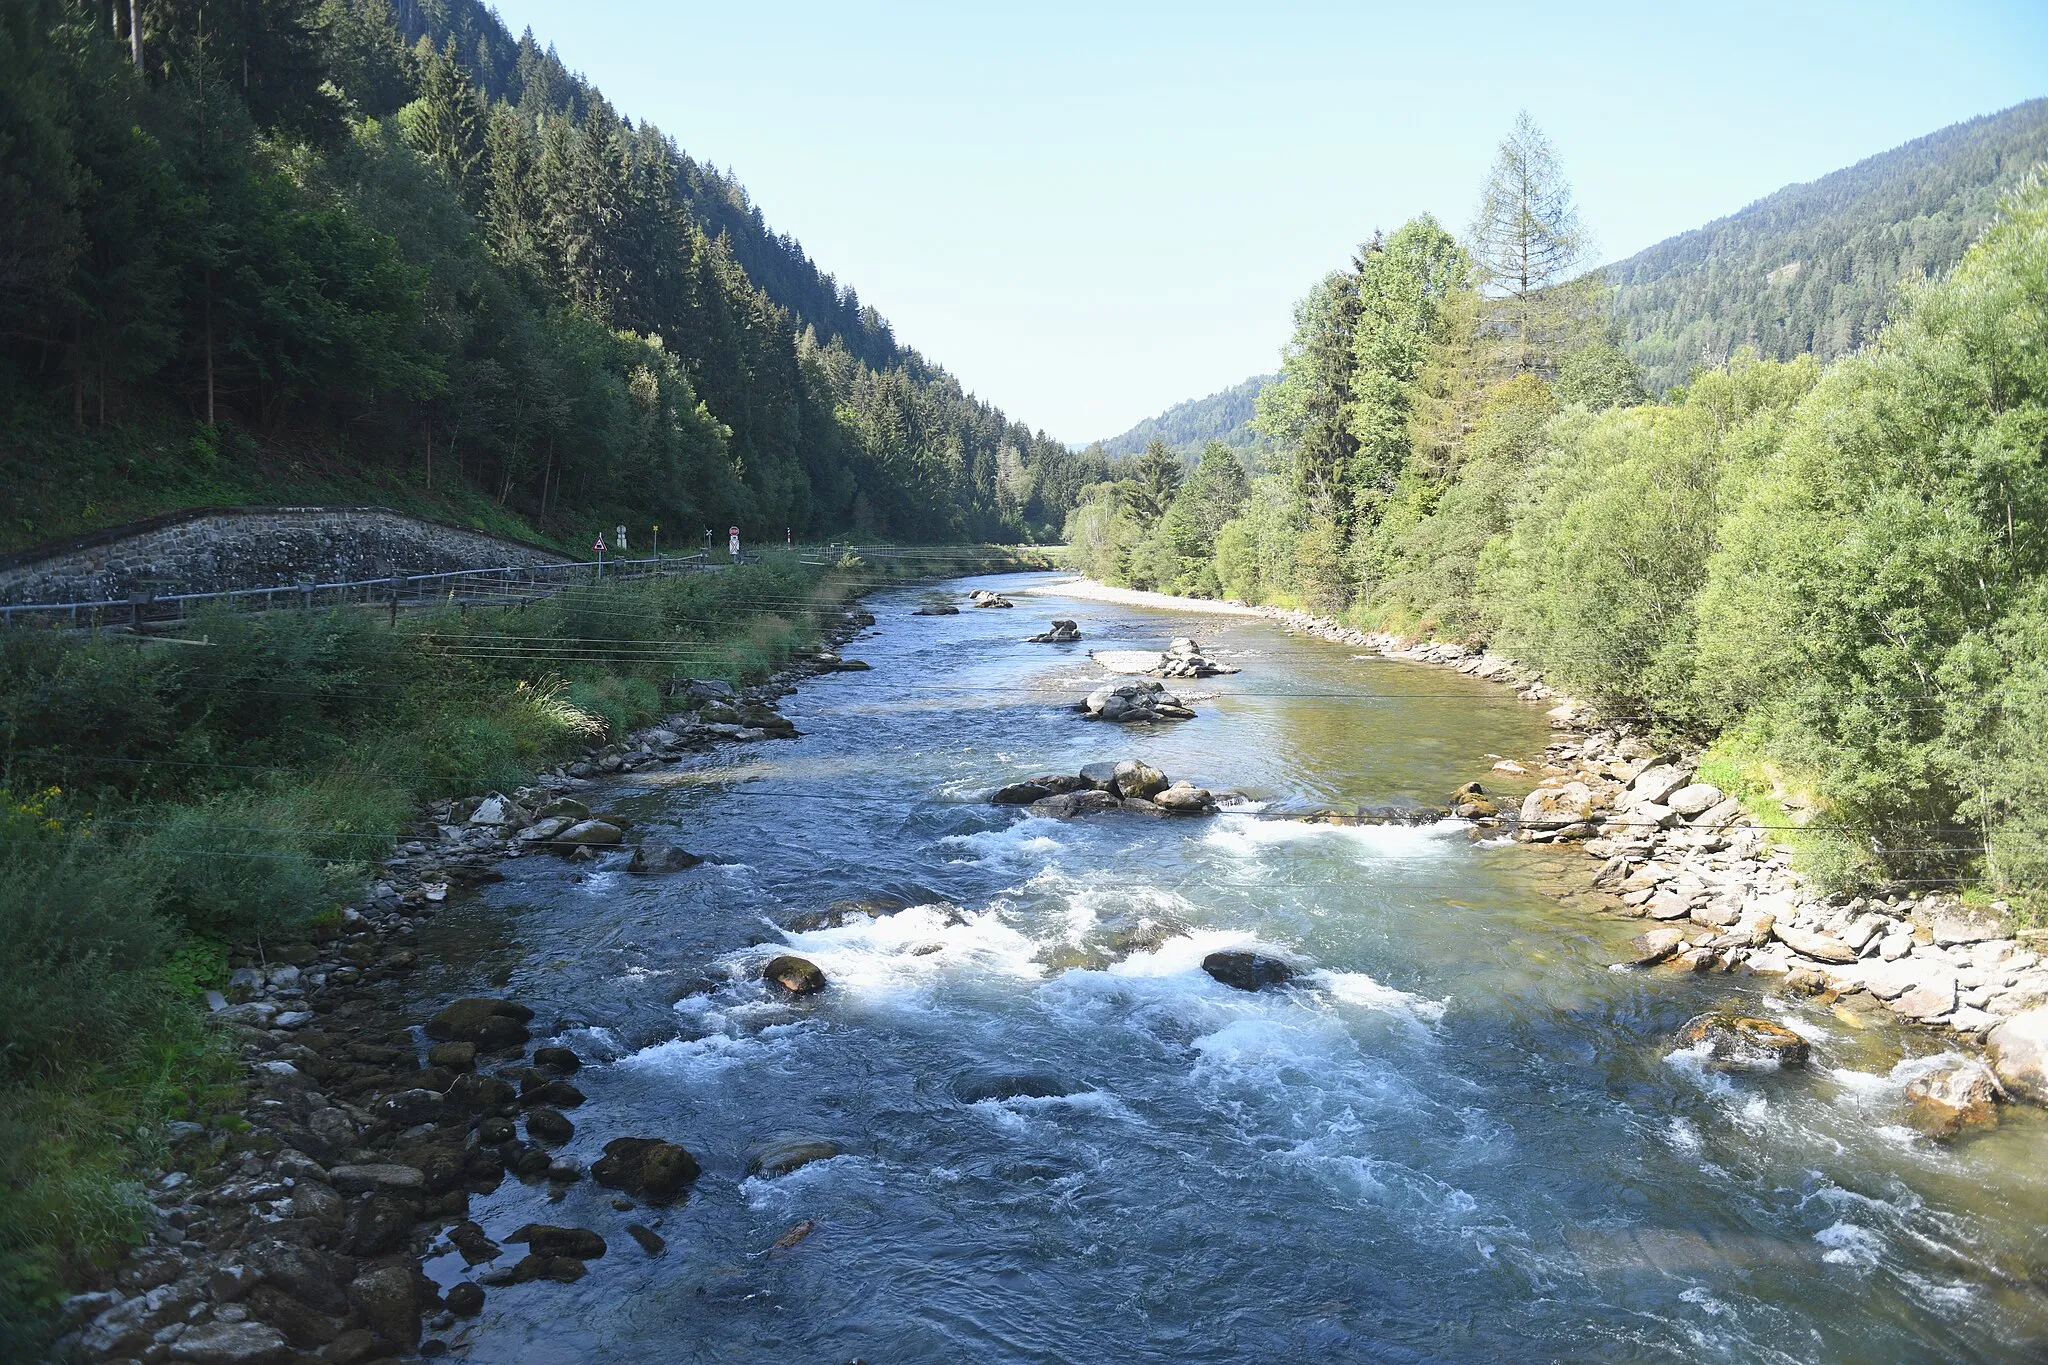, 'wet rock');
340,1194,415,1257
1078,762,1120,791
167,1319,290,1363
628,842,703,874
1628,927,1687,965
1153,783,1218,815
992,781,1056,805
1675,1013,1810,1069
1028,789,1122,818
328,1164,426,1197
446,1073,519,1111
348,1264,420,1352
1903,1055,2001,1136
425,997,534,1049
510,1254,586,1283
951,1071,1071,1103
426,1041,477,1072
1201,951,1296,991
1112,759,1169,800
1520,782,1595,830
1772,923,1859,964
445,1282,485,1318
448,1221,502,1265
532,797,590,823
1987,1006,2048,1104
1026,619,1082,643
533,1045,581,1074
1081,678,1192,723
507,1224,607,1259
746,1138,842,1178
553,819,625,847
626,1224,666,1256
912,603,960,615
288,1180,343,1225
523,1078,586,1108
763,954,827,995
373,1088,445,1127
592,1137,702,1203
526,1107,575,1145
